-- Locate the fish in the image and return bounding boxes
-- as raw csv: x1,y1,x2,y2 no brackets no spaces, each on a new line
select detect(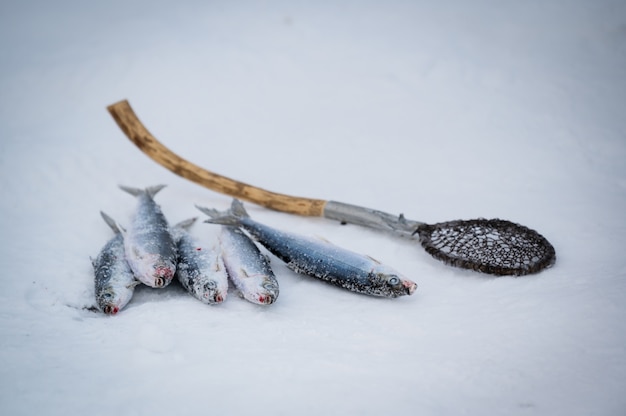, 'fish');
92,211,139,315
196,206,279,305
118,185,177,288
198,199,417,298
171,217,229,304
